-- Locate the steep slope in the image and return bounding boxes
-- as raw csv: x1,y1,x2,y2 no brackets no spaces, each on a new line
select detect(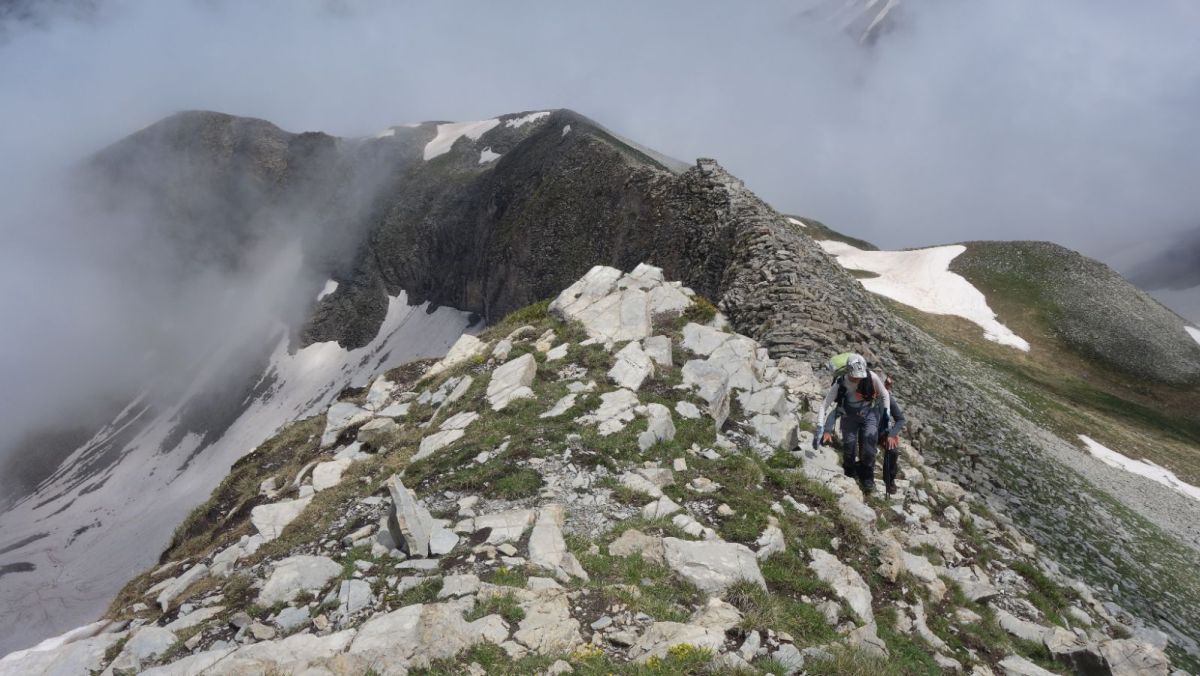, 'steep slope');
3,108,1200,670
1,266,1177,675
